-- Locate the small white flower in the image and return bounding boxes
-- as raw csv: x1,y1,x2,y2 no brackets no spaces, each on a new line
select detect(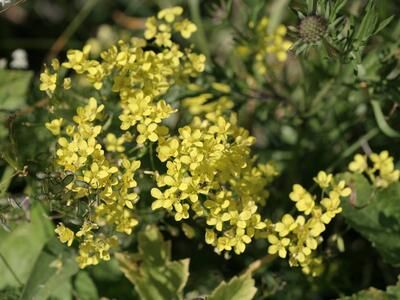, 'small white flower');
0,58,7,69
10,48,28,69
0,0,11,7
